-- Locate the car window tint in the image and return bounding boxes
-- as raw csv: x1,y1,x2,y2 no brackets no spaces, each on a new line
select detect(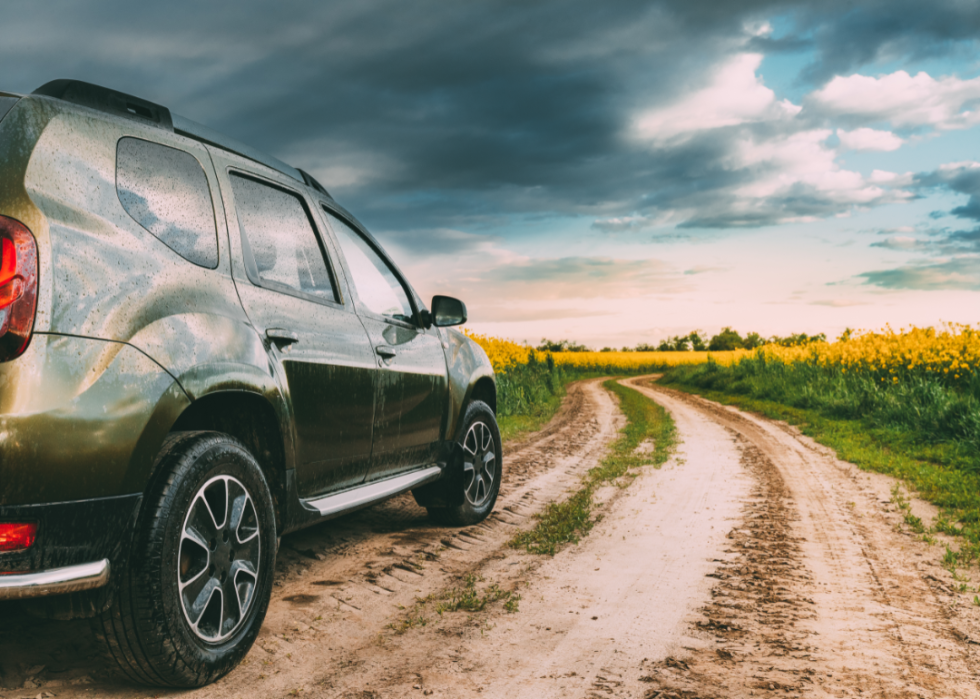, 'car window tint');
116,137,218,268
230,174,337,302
324,210,413,323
